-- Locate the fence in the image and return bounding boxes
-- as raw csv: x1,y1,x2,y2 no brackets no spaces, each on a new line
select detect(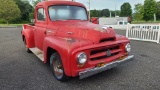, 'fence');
126,24,160,44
